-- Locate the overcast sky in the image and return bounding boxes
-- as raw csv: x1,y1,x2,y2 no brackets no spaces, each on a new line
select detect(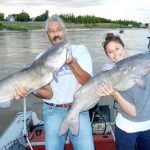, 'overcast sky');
0,0,150,23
